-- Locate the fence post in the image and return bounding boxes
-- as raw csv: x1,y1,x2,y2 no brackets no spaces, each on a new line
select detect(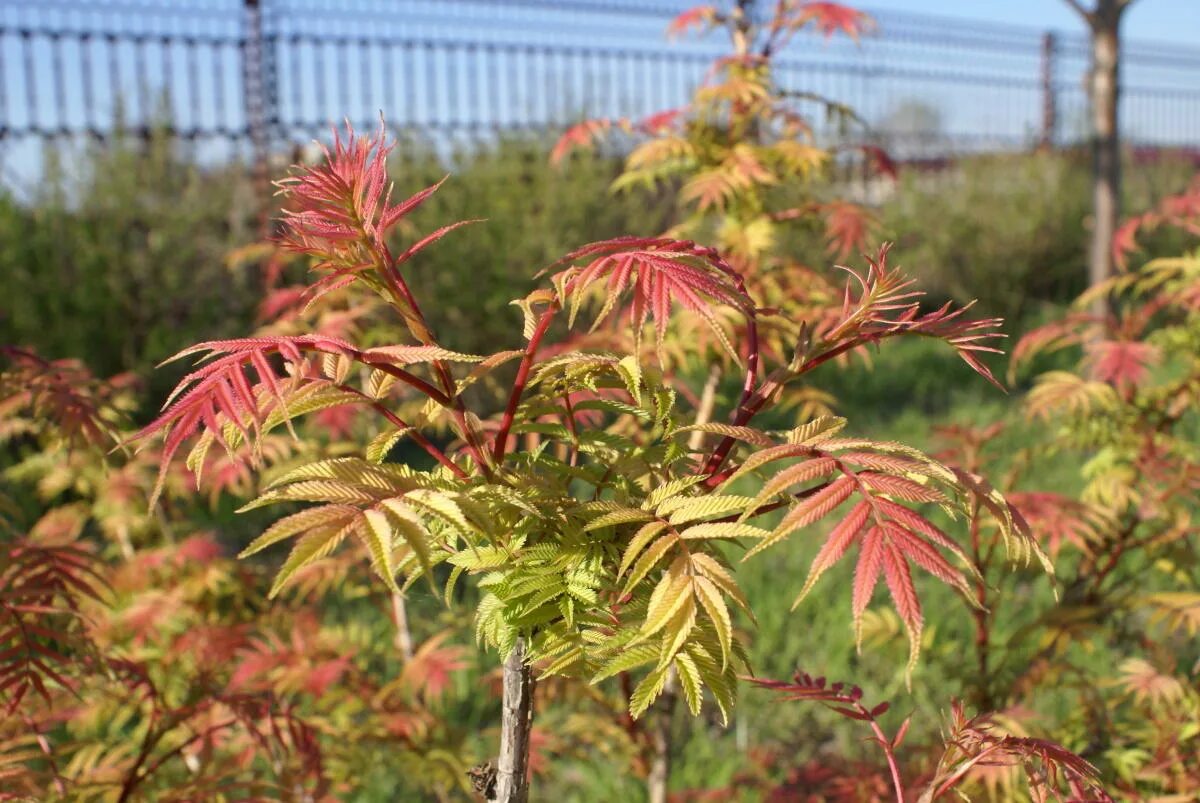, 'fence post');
1040,31,1058,150
242,0,276,234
